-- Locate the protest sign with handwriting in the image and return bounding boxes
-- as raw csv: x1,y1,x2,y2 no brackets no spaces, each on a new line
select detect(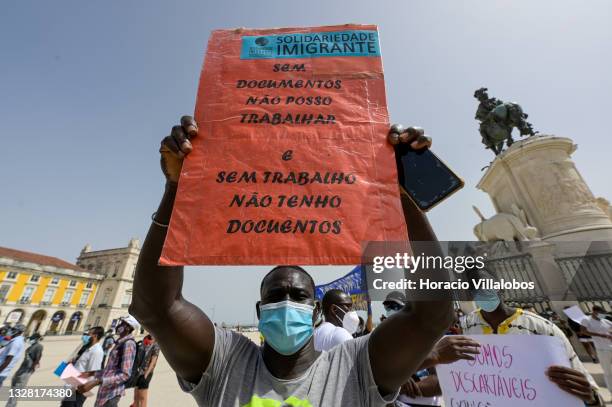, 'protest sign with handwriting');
160,24,407,265
437,334,581,407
